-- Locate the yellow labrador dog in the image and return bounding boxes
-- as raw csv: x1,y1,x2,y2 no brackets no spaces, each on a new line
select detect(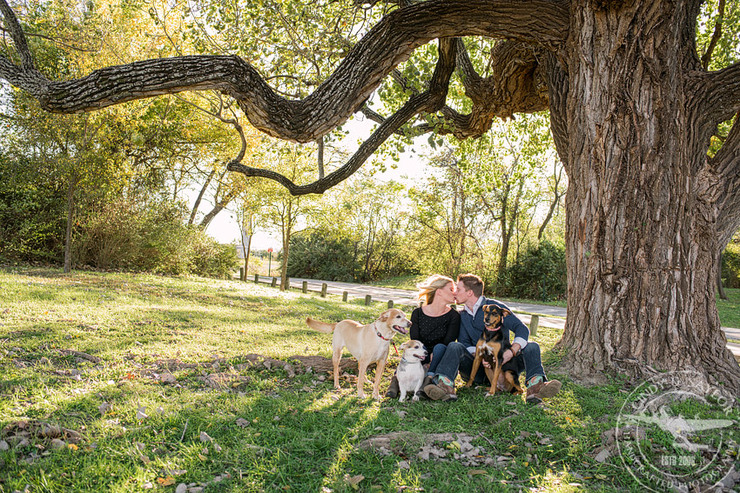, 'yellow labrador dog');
306,308,411,399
